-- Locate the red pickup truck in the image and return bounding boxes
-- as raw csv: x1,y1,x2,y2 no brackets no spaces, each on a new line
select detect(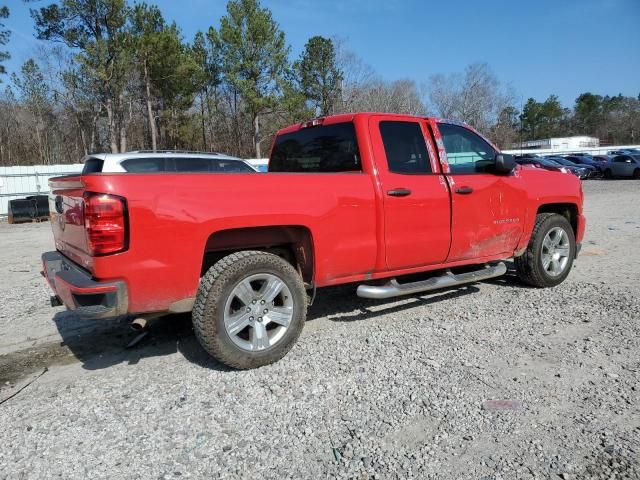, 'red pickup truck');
43,113,585,369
